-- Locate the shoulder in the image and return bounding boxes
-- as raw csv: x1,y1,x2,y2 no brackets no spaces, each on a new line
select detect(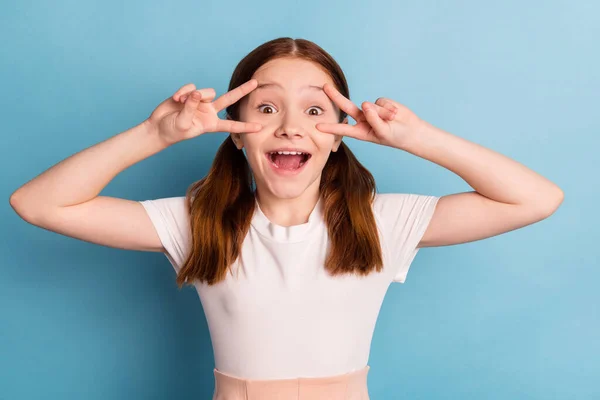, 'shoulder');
372,192,441,239
139,196,191,272
139,196,191,241
372,192,440,283
373,192,439,217
139,196,189,223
